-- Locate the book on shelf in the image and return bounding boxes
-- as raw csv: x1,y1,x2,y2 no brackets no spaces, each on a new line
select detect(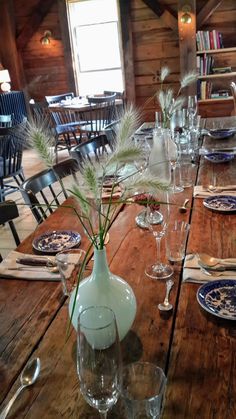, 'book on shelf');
211,89,230,98
196,30,224,51
212,66,232,74
197,80,212,100
197,54,214,75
